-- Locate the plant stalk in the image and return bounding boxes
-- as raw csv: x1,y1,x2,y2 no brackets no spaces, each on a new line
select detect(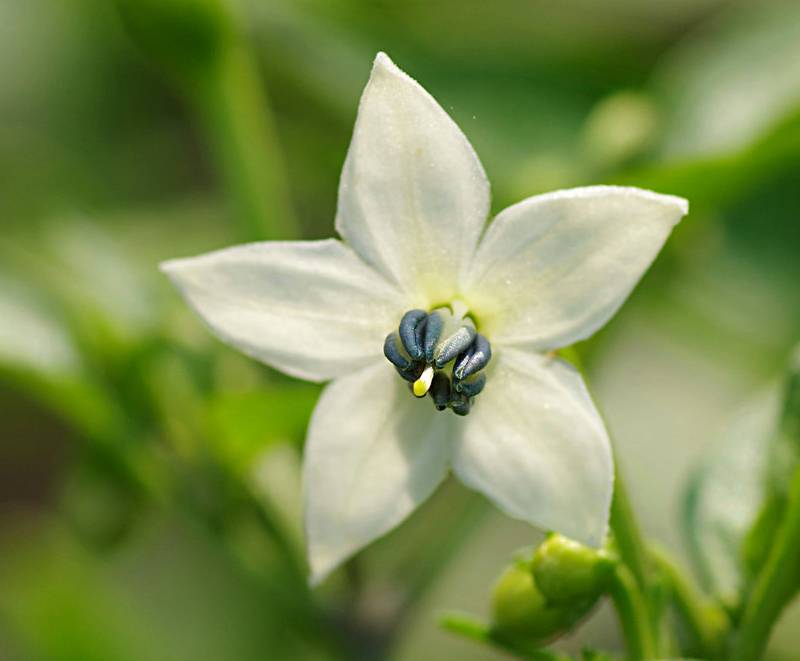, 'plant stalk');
190,42,298,241
650,546,727,658
609,564,657,660
610,462,650,590
731,467,800,661
608,460,662,659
